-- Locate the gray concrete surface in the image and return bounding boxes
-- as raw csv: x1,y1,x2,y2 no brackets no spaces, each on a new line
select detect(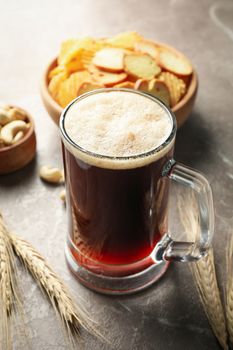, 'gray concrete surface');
0,0,233,349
